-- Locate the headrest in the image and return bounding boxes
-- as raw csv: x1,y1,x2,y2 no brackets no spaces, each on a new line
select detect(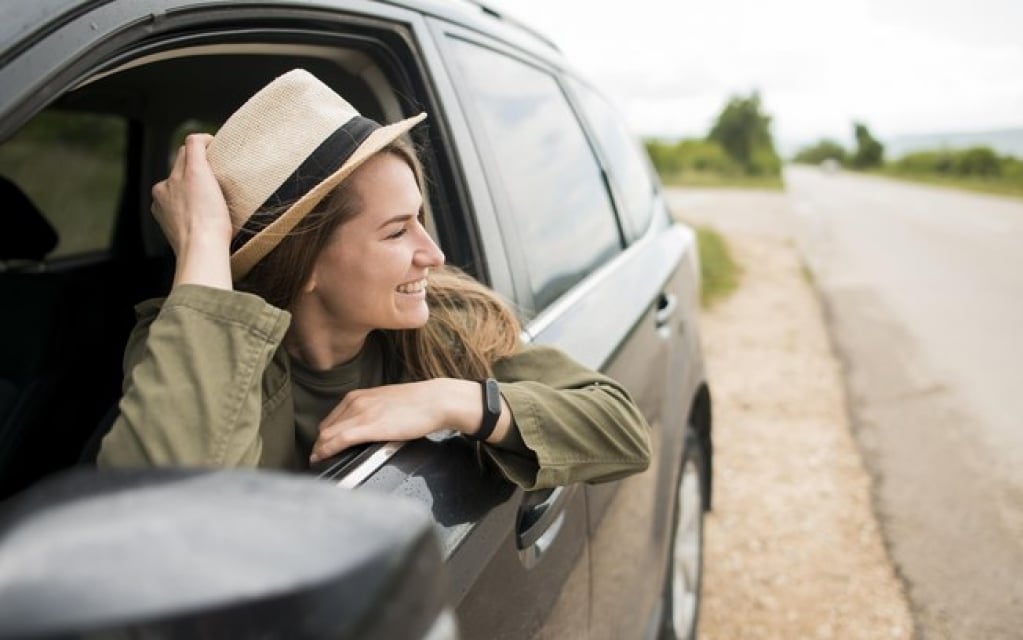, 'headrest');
1,176,58,261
